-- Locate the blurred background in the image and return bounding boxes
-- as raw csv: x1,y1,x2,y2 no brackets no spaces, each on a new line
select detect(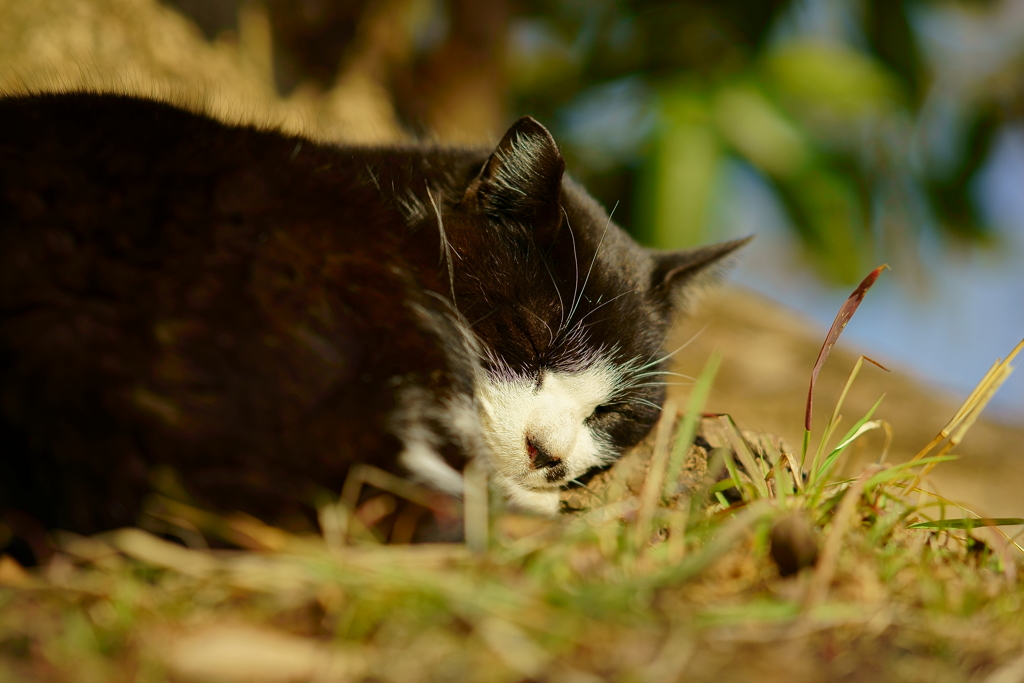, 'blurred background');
1,0,1022,511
